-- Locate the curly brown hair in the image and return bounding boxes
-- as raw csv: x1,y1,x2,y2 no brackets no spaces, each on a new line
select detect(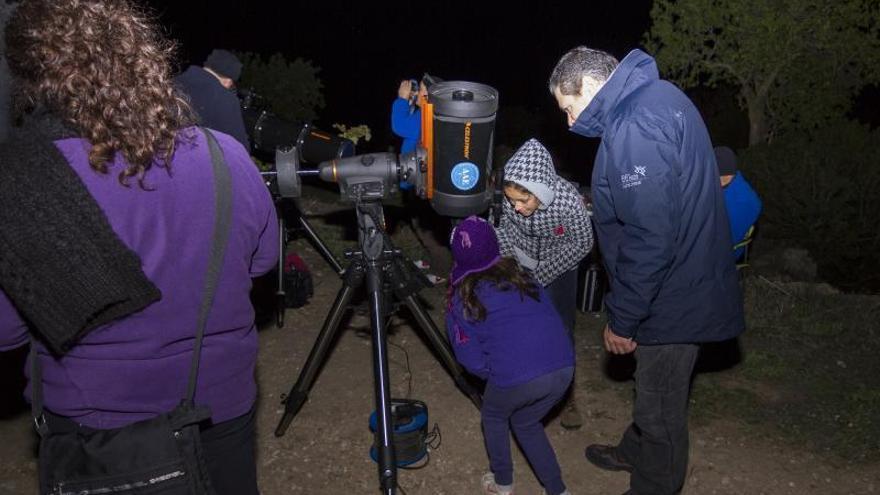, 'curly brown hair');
5,0,194,187
452,257,540,322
